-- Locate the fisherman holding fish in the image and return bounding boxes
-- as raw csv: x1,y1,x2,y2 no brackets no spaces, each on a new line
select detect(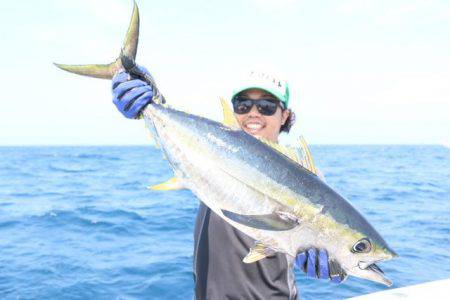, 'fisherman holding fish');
111,68,345,299
55,2,397,297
